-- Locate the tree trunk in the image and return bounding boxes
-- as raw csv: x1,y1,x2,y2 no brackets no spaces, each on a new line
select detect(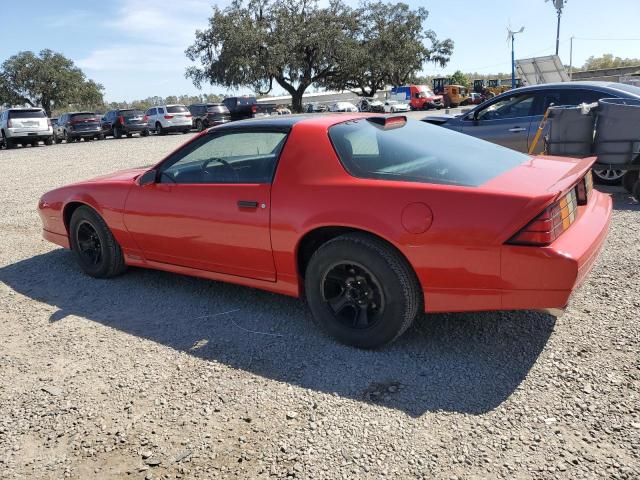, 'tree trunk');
290,92,304,113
